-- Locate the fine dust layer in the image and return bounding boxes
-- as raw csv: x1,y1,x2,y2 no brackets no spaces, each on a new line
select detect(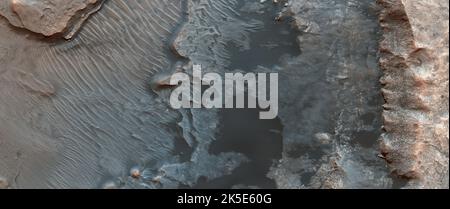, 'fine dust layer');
378,0,449,188
0,0,448,189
